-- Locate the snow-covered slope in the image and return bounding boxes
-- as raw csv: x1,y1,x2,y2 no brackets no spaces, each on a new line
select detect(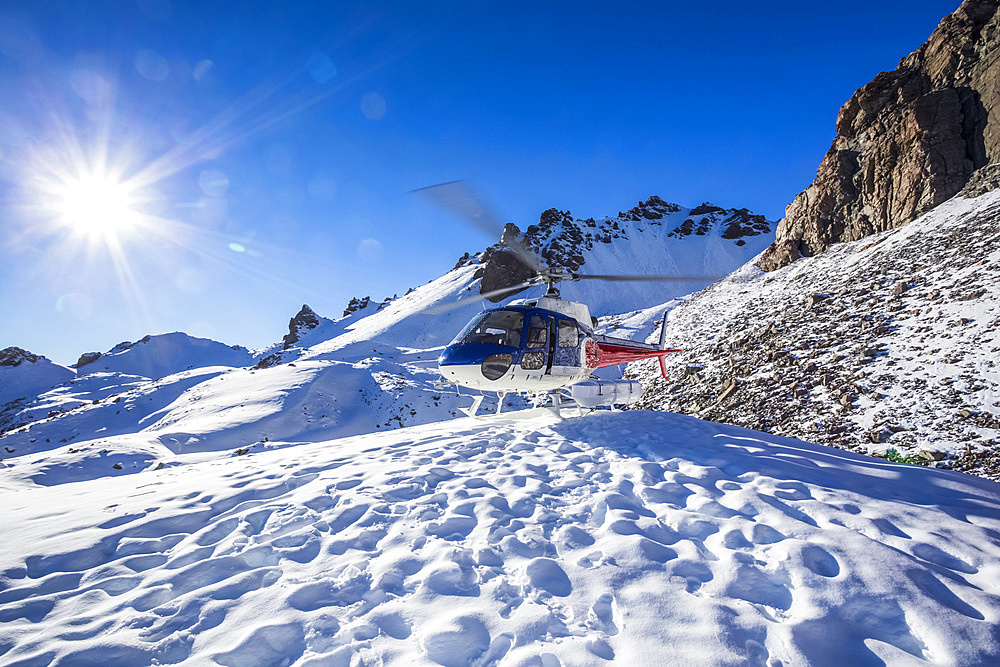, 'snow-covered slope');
0,348,74,407
632,187,1000,480
1,411,998,665
77,333,254,380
